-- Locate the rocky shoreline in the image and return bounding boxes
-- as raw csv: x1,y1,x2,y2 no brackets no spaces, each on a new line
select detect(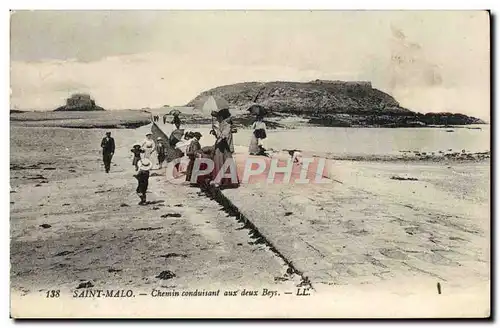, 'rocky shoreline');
187,80,485,128
308,112,485,128
308,150,491,163
179,113,486,130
